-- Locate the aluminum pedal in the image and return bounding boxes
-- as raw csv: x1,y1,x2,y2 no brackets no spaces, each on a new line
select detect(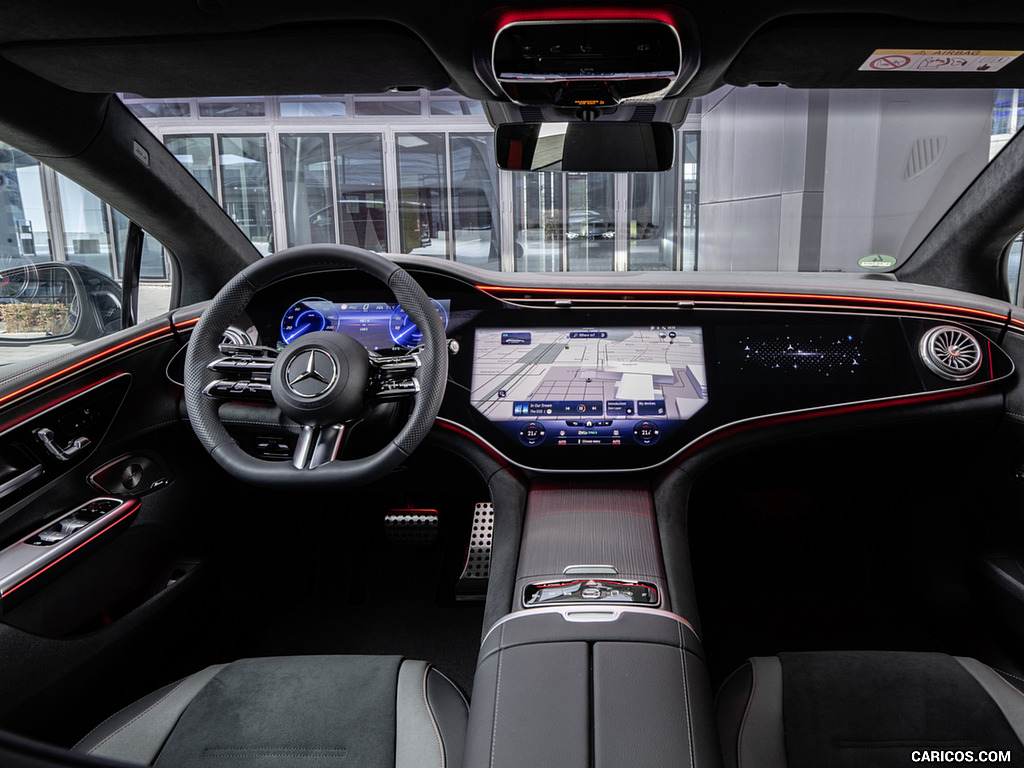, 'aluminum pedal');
459,502,494,580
